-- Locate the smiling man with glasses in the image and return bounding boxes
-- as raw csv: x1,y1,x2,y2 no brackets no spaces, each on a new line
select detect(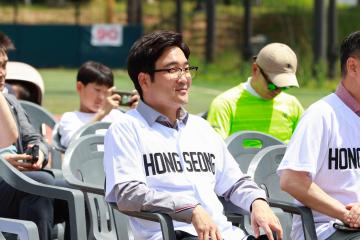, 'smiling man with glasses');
104,30,283,240
207,43,304,144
